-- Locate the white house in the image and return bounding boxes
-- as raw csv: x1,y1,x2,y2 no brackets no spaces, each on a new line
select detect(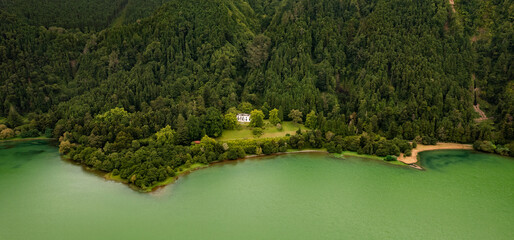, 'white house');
236,113,251,123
